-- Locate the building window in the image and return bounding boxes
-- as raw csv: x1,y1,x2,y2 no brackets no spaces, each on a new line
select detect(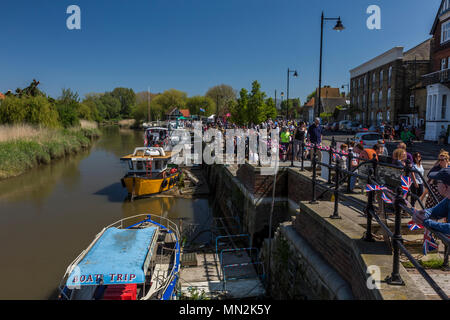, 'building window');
388,66,392,86
410,95,415,108
387,88,391,107
372,92,375,107
442,94,447,119
386,111,390,122
380,70,383,86
427,95,431,121
432,95,437,120
363,95,366,107
442,58,447,71
379,90,383,107
441,20,450,44
364,75,367,87
373,73,376,85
